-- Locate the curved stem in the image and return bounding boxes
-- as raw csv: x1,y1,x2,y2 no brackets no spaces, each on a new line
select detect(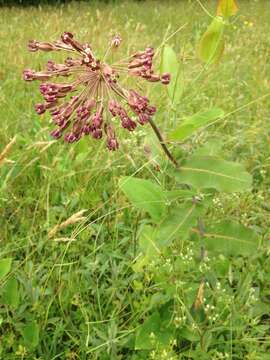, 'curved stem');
148,118,178,167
